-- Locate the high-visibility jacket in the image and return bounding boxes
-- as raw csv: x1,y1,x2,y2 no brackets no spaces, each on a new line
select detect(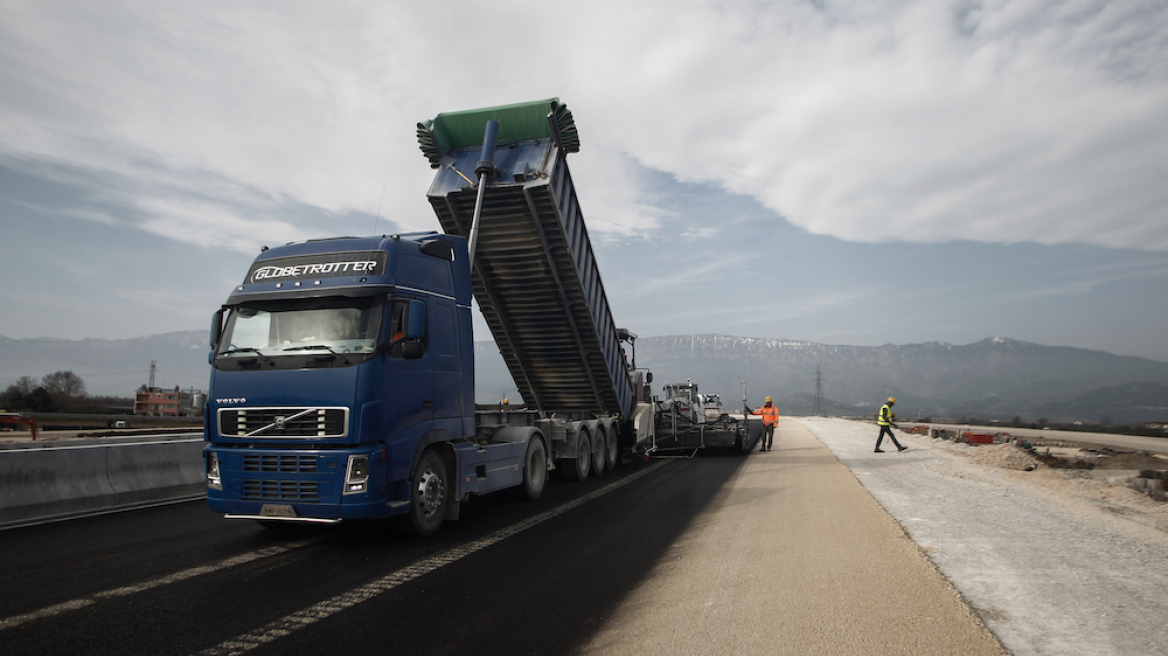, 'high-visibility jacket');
754,404,779,427
877,403,894,427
